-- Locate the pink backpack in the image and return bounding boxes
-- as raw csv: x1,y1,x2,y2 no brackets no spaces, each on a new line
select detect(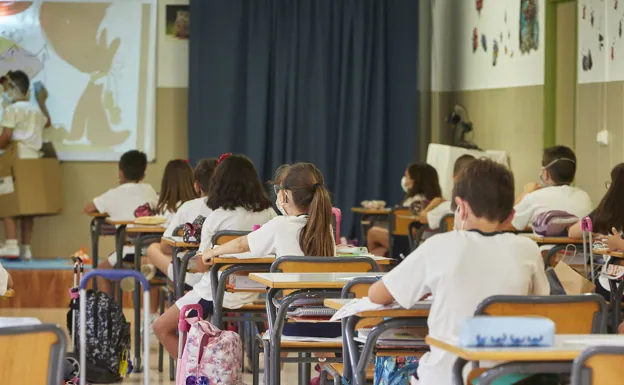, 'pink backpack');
532,210,579,236
177,305,244,385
